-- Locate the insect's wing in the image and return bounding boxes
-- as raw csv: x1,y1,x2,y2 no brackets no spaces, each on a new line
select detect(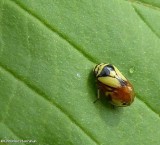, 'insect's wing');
98,77,121,88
